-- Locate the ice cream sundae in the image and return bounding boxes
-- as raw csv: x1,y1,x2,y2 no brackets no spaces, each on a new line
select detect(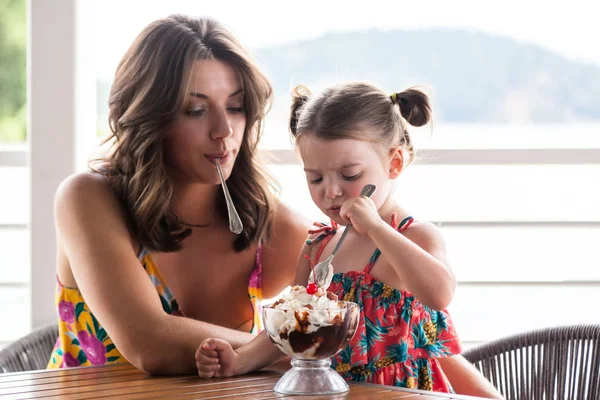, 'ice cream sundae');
263,285,358,360
263,285,359,395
